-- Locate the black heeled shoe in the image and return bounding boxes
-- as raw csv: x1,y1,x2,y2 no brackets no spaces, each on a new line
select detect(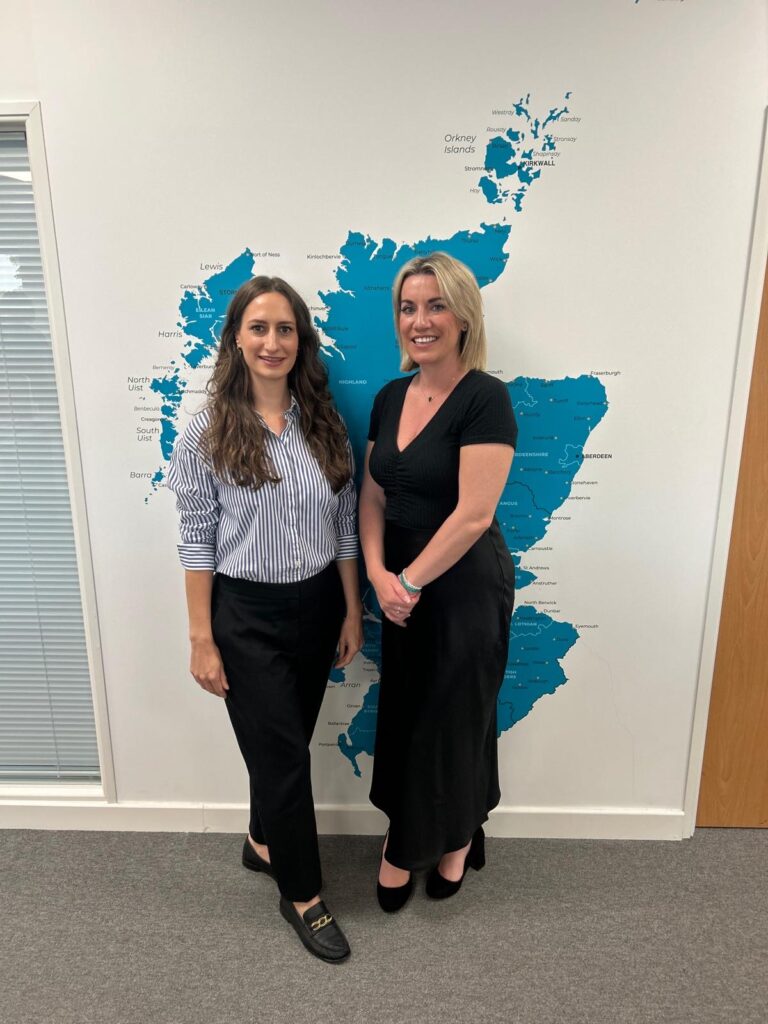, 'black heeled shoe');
425,827,485,900
376,833,413,913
